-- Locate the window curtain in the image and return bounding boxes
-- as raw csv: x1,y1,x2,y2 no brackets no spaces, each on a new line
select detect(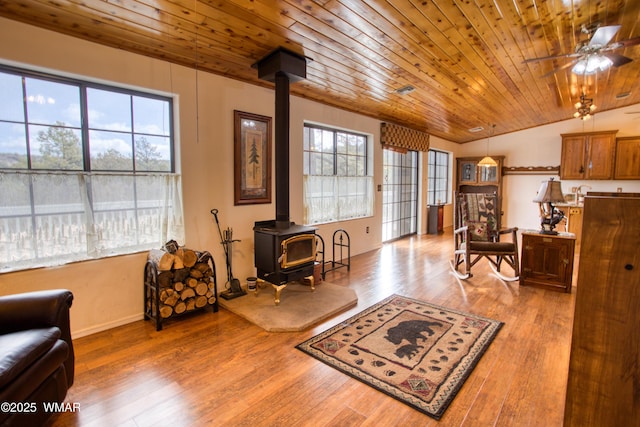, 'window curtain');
0,171,184,272
303,175,374,224
380,122,430,152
